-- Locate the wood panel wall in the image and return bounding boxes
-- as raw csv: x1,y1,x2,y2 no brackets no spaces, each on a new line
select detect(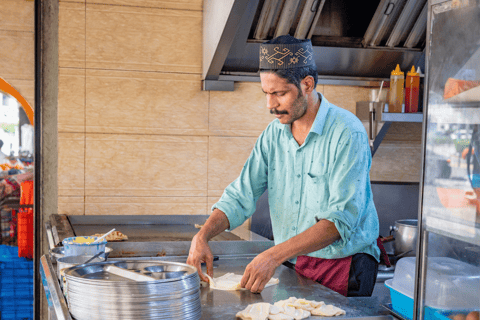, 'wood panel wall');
56,1,421,227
